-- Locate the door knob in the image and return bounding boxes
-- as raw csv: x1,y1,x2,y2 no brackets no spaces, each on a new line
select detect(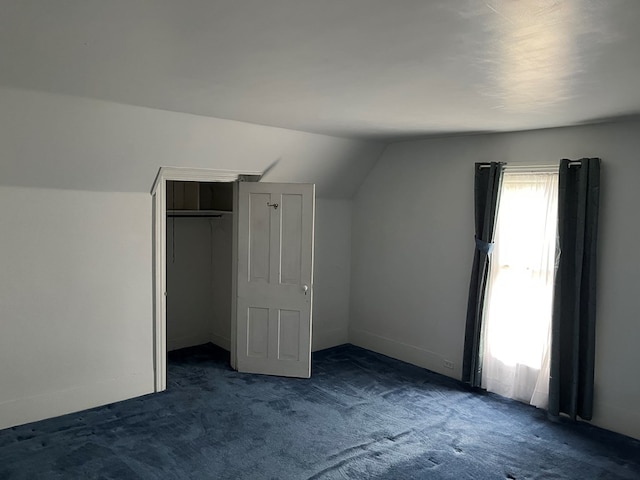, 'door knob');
303,284,309,295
